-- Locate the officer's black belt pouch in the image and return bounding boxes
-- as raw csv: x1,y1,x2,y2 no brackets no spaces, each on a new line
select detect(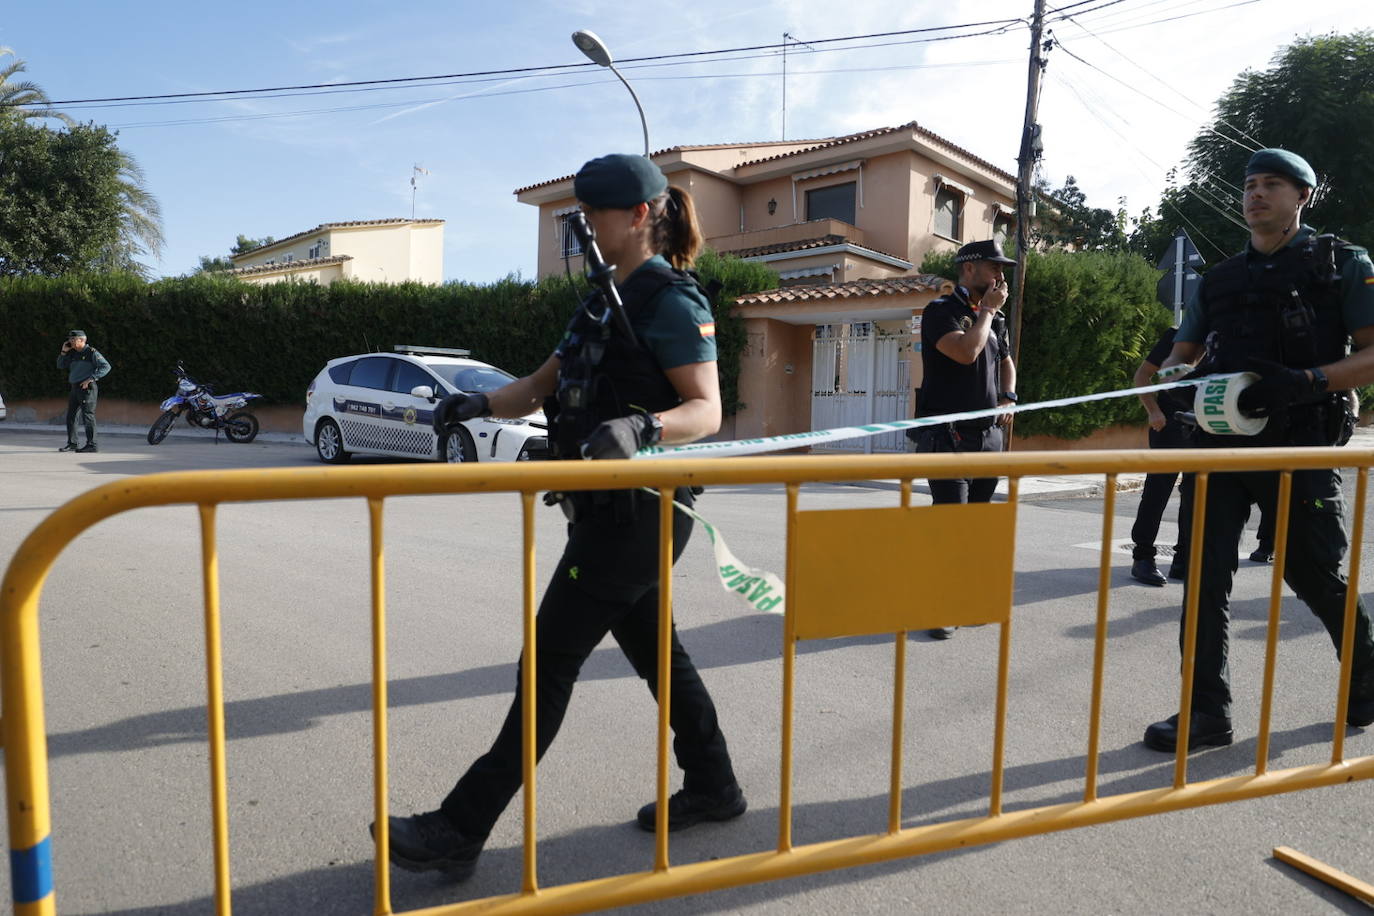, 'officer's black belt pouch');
1326,392,1358,447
